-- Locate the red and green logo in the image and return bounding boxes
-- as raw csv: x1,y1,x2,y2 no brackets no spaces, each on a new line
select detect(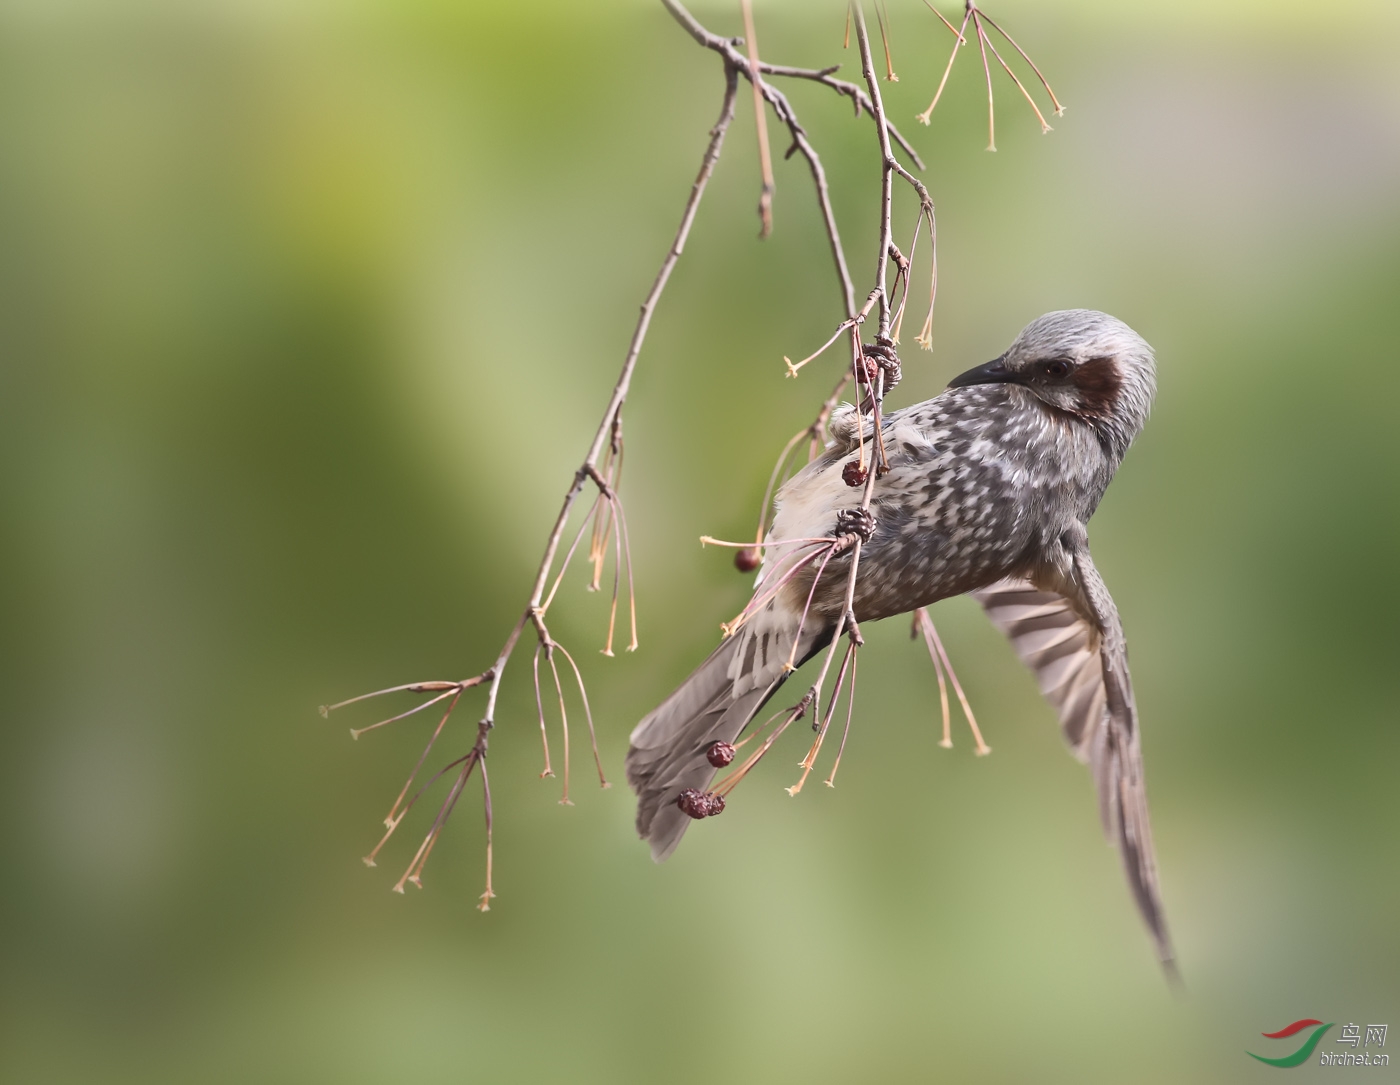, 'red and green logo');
1248,1019,1335,1068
